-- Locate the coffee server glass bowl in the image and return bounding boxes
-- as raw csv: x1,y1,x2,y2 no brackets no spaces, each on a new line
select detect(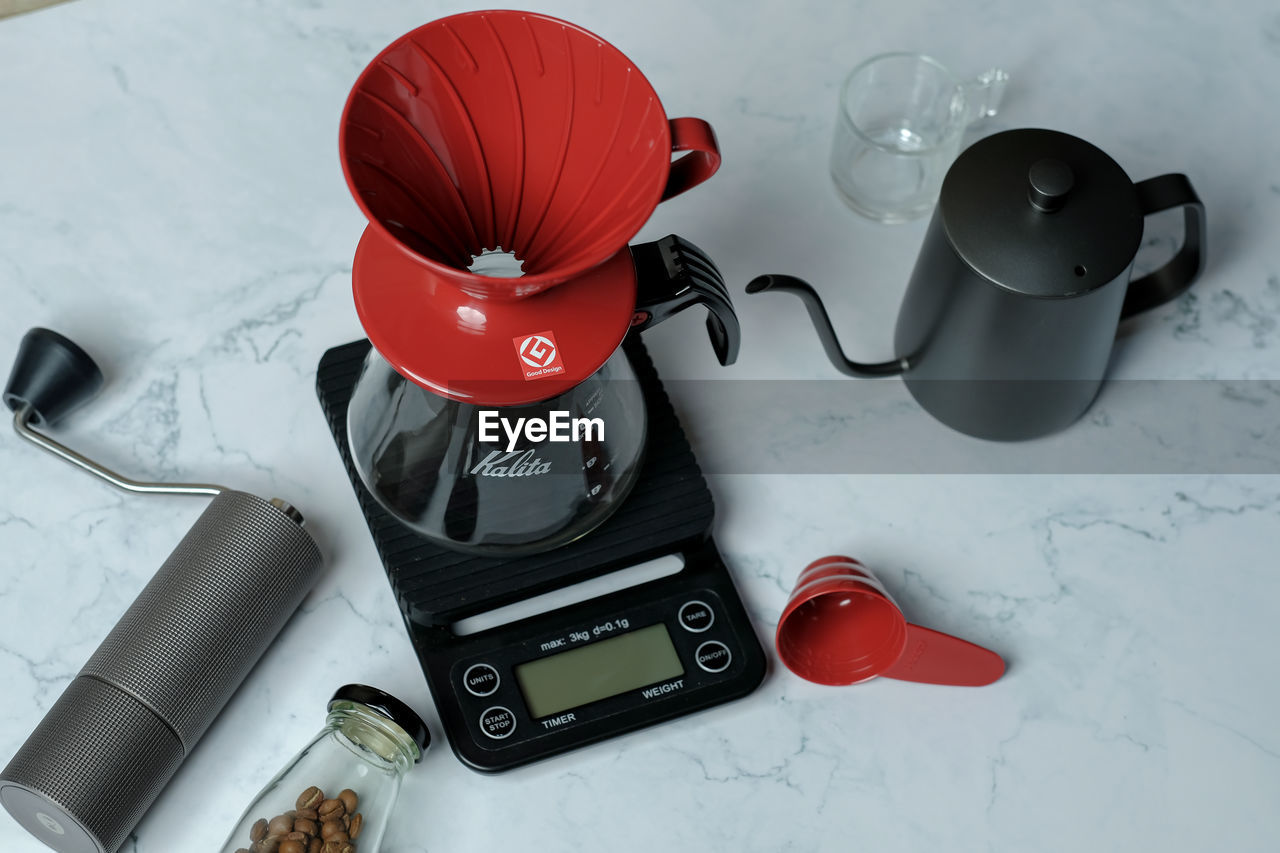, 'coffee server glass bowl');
218,685,428,853
347,347,647,555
